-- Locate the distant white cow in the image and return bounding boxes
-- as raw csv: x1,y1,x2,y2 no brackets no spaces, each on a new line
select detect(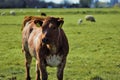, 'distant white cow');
85,15,96,22
20,9,23,12
1,12,6,16
78,19,83,24
10,10,16,16
37,10,41,12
